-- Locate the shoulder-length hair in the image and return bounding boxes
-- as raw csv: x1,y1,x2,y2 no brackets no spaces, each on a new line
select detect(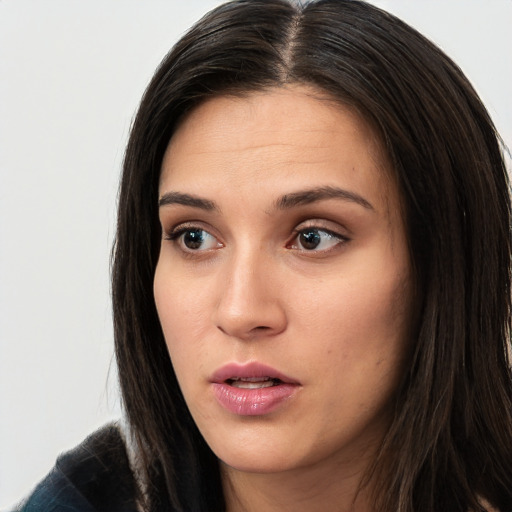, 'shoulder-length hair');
112,1,512,510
